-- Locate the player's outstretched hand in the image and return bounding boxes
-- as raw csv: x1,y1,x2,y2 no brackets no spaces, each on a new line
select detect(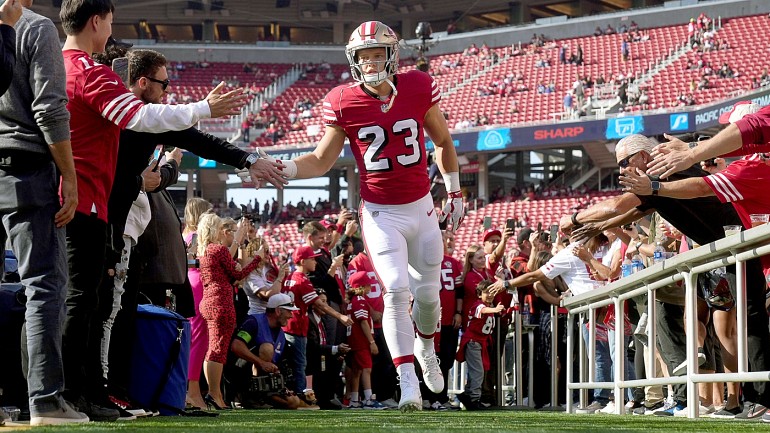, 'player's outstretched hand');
0,0,23,28
618,167,652,195
647,134,694,179
488,278,506,296
440,191,465,231
205,82,249,118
